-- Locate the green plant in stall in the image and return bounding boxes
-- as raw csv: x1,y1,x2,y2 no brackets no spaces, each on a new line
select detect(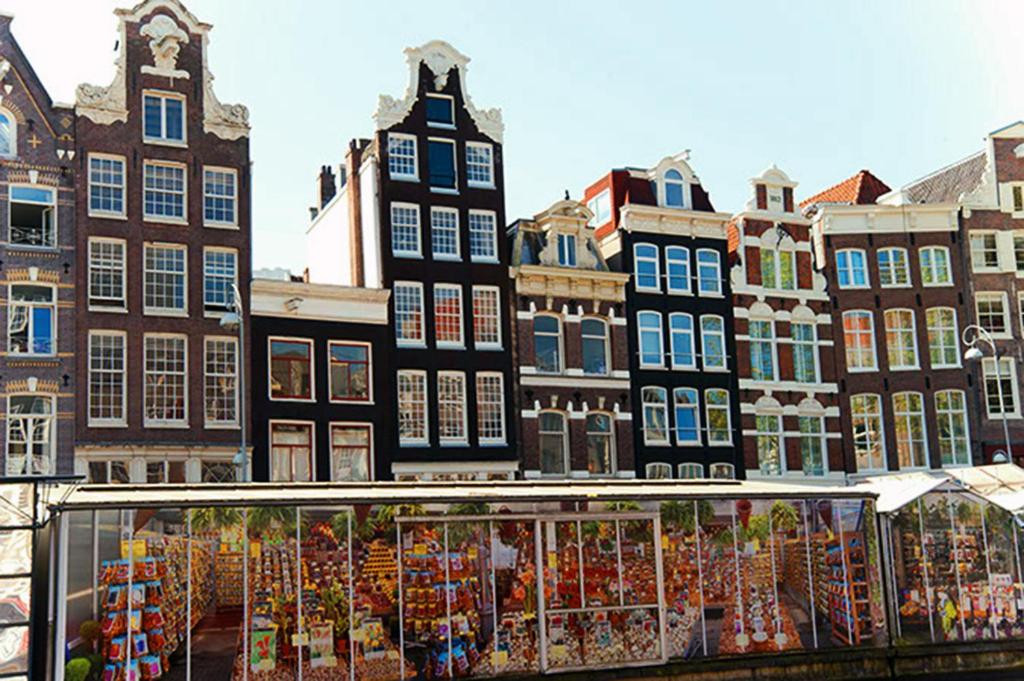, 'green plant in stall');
247,506,299,539
743,514,771,543
321,581,349,633
190,507,242,533
955,500,979,526
447,502,491,516
606,500,642,512
65,658,90,681
78,619,101,651
769,501,799,534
